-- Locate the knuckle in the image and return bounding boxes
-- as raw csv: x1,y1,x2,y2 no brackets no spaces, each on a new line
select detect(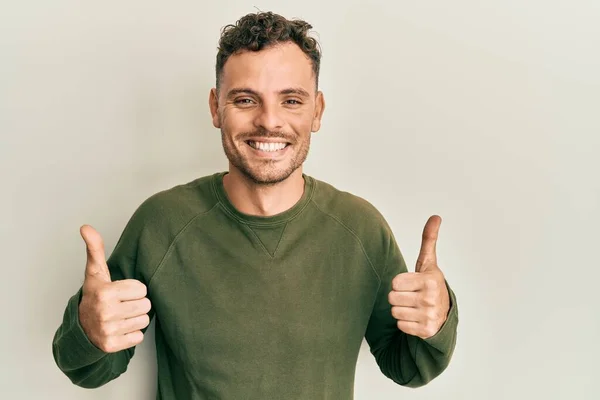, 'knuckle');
426,292,439,306
387,291,395,305
99,338,115,353
425,322,438,337
140,314,150,327
94,305,111,322
98,312,112,324
425,278,437,290
130,331,144,346
89,289,102,302
425,290,436,304
397,320,411,334
93,289,111,304
132,314,150,331
98,323,114,338
426,309,437,321
142,297,152,312
391,275,402,290
129,280,147,296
